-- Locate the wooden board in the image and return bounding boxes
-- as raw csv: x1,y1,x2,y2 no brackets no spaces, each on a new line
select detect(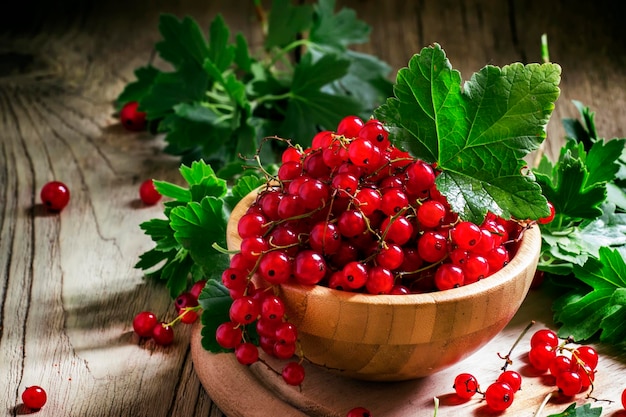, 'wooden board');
191,289,626,417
